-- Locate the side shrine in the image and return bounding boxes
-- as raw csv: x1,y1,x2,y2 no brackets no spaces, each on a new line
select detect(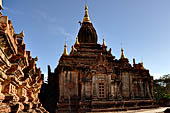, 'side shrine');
40,3,157,113
0,4,48,113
